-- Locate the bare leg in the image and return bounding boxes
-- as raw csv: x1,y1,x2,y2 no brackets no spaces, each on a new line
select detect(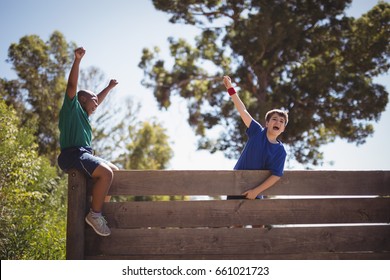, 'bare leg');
90,163,114,213
103,162,119,202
